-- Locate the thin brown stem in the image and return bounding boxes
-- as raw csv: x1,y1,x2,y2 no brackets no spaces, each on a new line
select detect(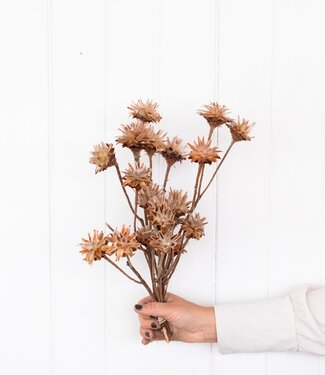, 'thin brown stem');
126,256,154,298
139,246,150,266
132,148,141,163
208,126,215,141
162,163,172,192
155,253,166,302
165,236,189,283
115,164,144,225
103,255,141,284
164,252,175,279
152,249,158,275
162,253,169,278
144,252,151,268
165,252,182,283
165,251,173,274
134,190,138,232
105,222,115,232
144,209,148,226
156,253,166,281
148,153,153,179
147,250,157,297
194,140,235,210
191,164,203,211
197,164,205,199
